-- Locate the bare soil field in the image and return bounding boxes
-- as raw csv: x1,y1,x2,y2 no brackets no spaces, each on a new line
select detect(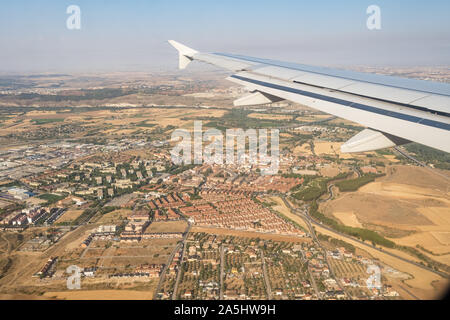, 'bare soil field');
322,192,434,227
145,220,187,233
100,256,169,268
382,165,450,193
321,165,450,268
313,141,355,159
96,209,132,224
319,165,342,177
383,155,401,163
56,209,84,223
43,289,154,300
332,211,364,228
0,293,54,300
112,246,173,257
293,143,313,156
